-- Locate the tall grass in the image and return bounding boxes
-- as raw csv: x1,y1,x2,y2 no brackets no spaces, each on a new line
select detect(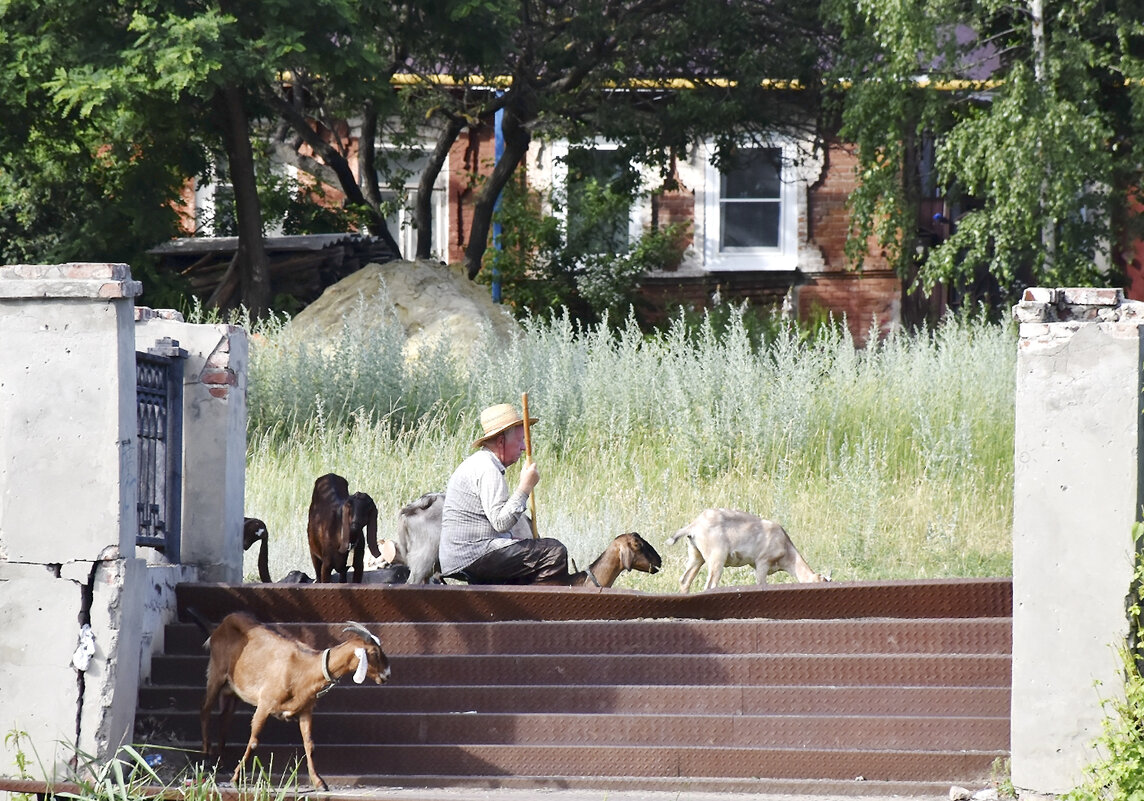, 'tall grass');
243,290,1015,591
